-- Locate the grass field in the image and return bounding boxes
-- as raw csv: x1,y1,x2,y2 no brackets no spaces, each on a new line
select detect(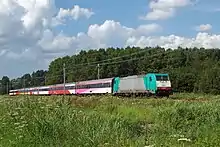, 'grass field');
0,93,220,147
